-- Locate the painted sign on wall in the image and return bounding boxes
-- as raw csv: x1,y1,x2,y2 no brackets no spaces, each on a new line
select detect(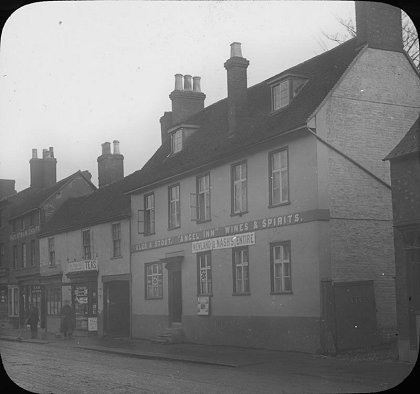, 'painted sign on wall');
133,209,329,253
9,225,40,241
